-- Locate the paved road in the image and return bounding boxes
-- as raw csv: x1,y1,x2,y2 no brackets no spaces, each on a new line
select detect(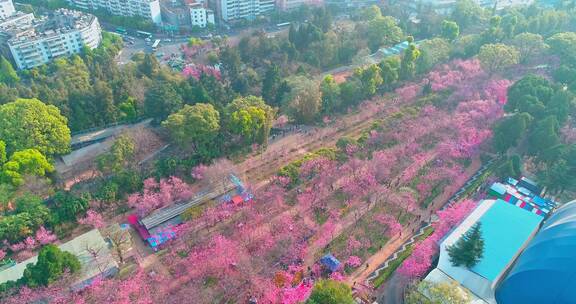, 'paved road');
378,272,410,304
